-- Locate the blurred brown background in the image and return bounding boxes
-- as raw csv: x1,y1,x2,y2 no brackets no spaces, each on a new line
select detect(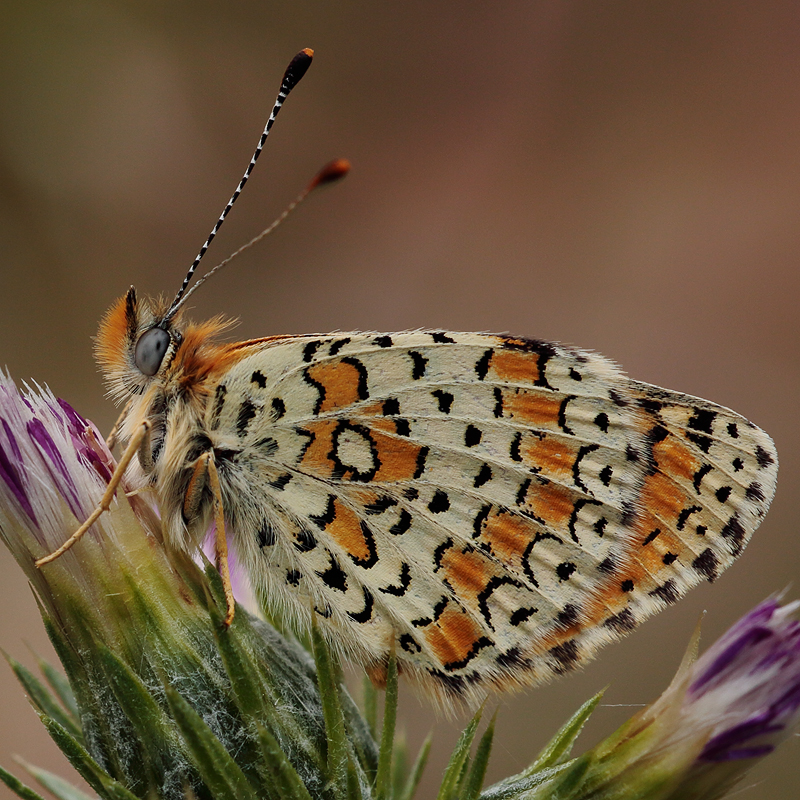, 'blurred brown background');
1,2,799,797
